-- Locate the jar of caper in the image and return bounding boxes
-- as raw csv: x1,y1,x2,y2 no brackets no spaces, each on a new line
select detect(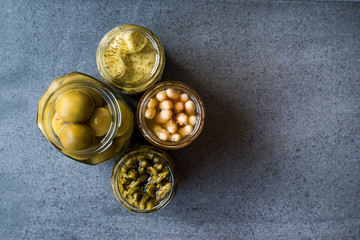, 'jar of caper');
37,72,134,165
111,145,178,213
